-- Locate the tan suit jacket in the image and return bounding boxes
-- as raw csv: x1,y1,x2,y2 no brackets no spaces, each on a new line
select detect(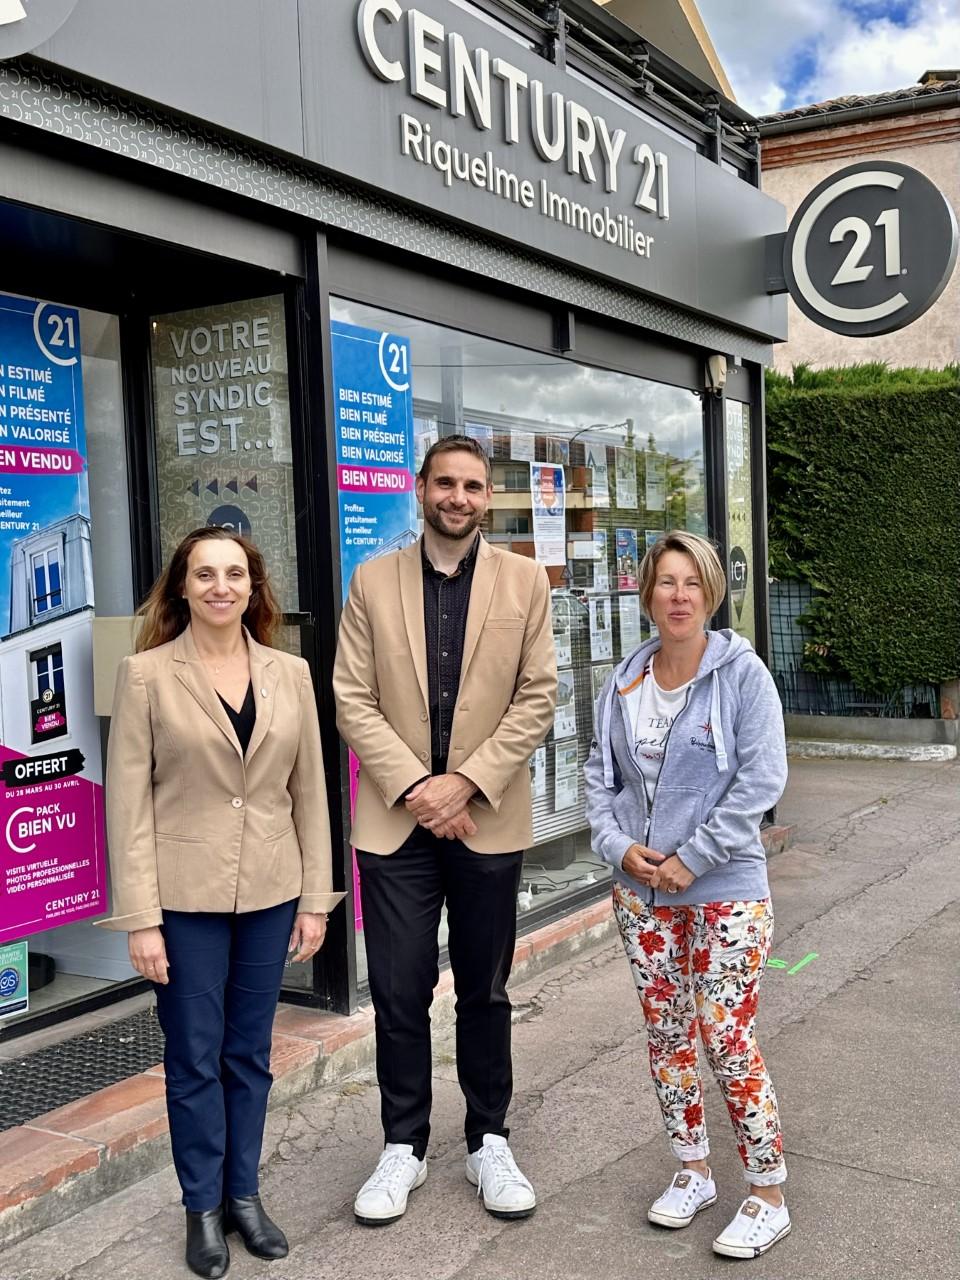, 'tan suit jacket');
100,626,344,931
333,537,557,854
